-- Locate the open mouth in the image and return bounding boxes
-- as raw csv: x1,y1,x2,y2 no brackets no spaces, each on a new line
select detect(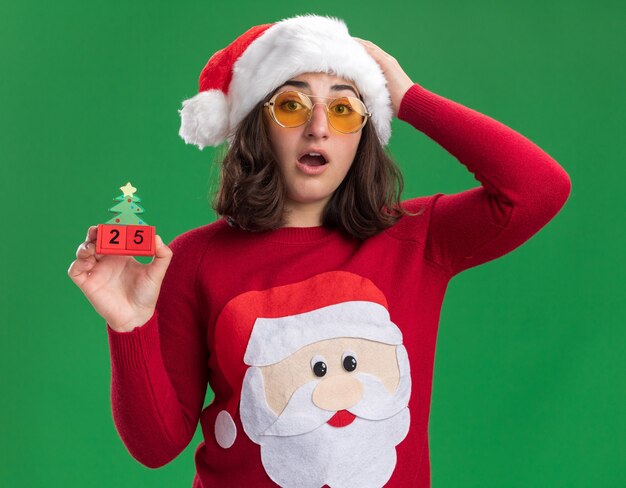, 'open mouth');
298,153,328,166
